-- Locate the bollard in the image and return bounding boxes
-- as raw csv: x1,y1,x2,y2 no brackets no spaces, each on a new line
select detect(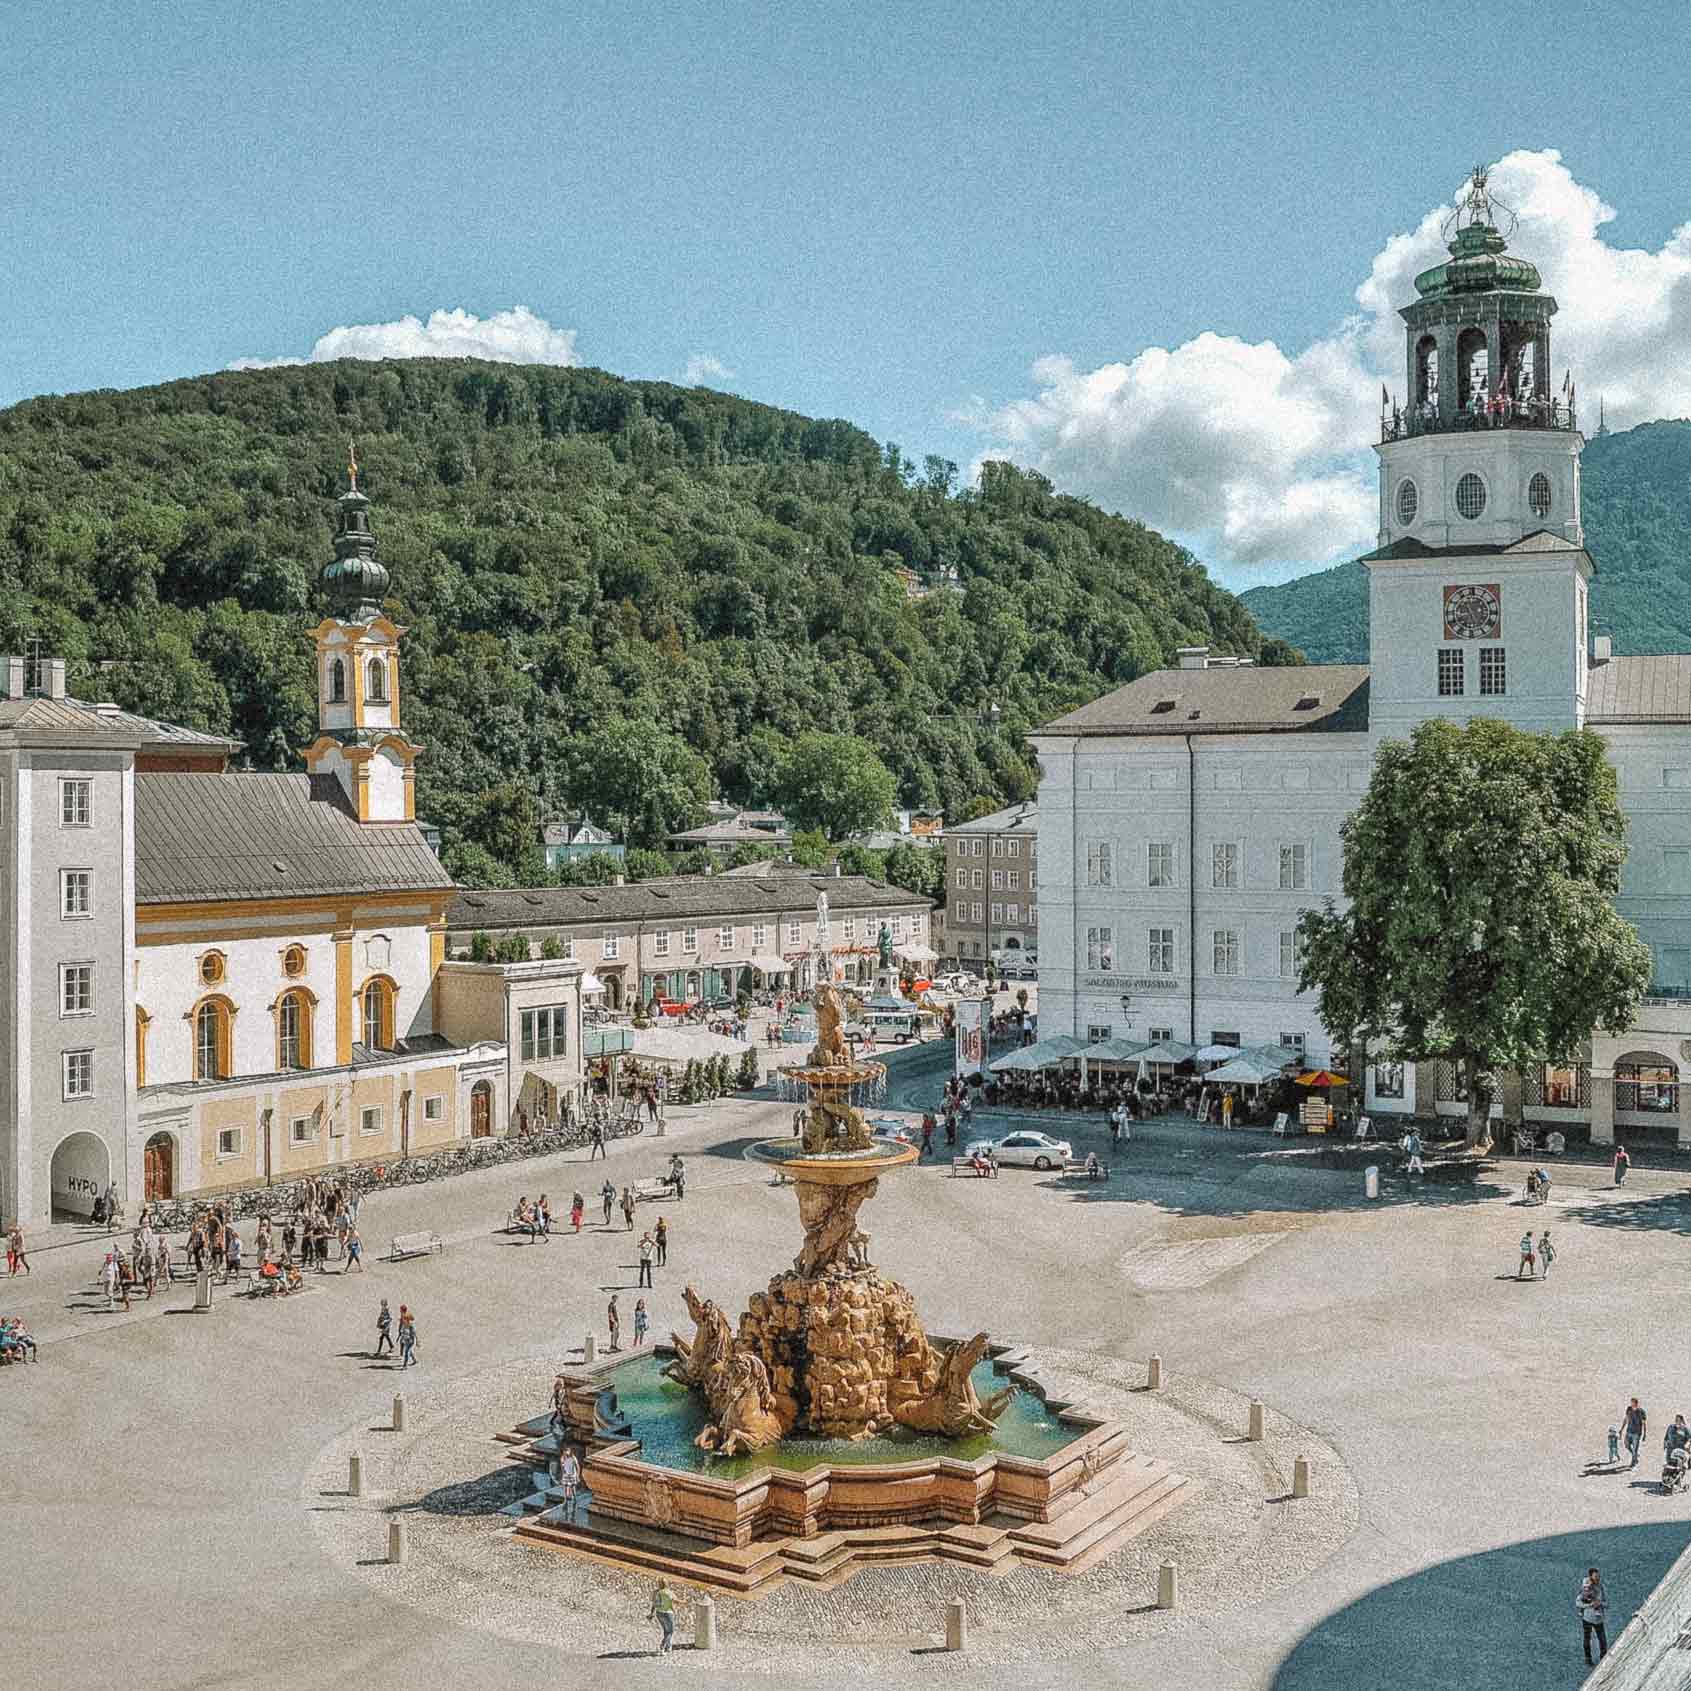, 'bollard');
1293,1455,1311,1499
388,1518,408,1564
348,1453,364,1497
583,1333,596,1365
1364,1164,1380,1200
1248,1401,1265,1442
392,1394,406,1433
194,1269,213,1310
945,1598,967,1652
694,1594,717,1651
1156,1561,1178,1610
1148,1354,1163,1391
